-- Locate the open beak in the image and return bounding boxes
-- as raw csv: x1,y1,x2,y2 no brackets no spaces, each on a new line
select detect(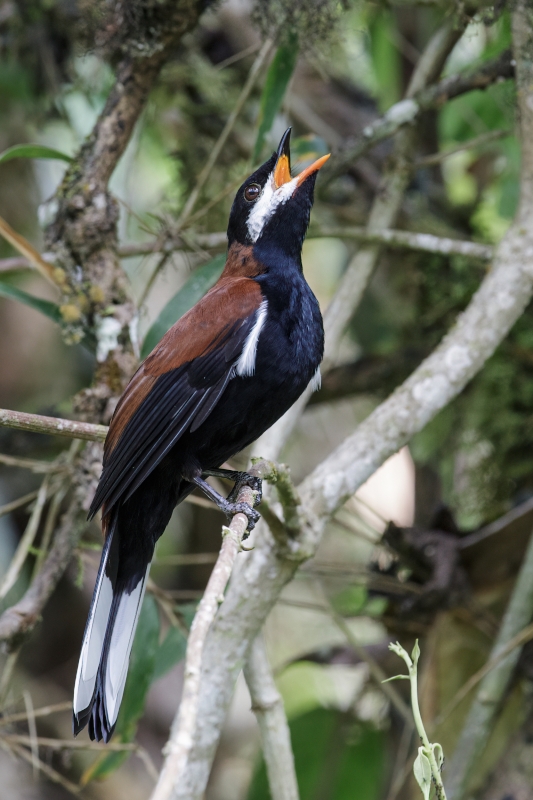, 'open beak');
273,127,330,189
273,128,292,188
